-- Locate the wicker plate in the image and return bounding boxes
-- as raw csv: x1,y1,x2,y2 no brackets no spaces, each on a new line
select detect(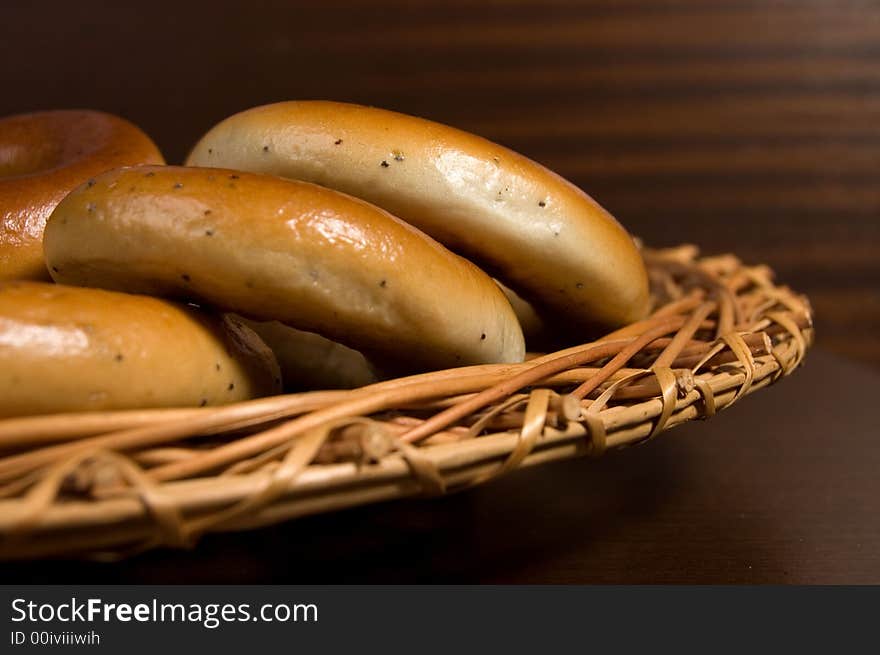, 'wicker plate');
0,244,813,559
